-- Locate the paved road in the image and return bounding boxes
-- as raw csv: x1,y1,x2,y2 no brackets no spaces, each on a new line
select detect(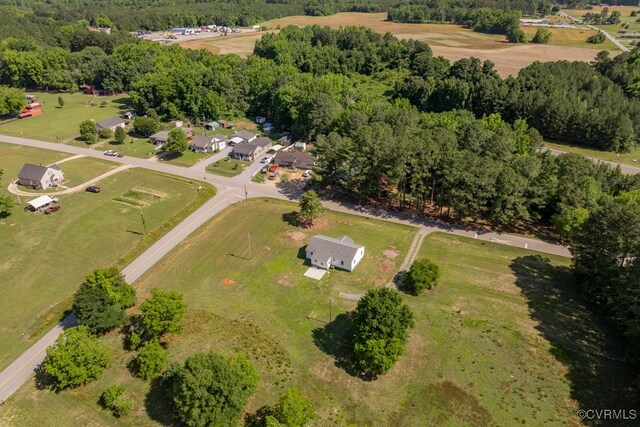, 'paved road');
0,133,572,403
541,146,640,175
